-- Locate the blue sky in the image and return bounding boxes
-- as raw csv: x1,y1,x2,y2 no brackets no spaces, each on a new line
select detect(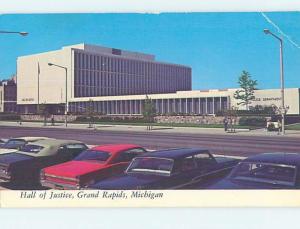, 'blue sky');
0,12,299,90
